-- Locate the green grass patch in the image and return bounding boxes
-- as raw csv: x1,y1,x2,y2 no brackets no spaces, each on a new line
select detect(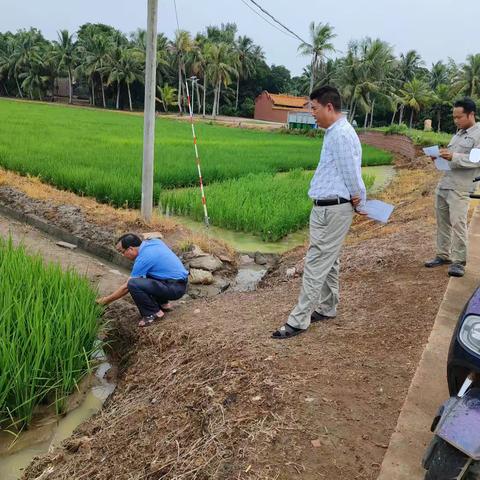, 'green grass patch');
160,170,375,241
0,237,102,430
0,99,392,207
375,125,452,147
